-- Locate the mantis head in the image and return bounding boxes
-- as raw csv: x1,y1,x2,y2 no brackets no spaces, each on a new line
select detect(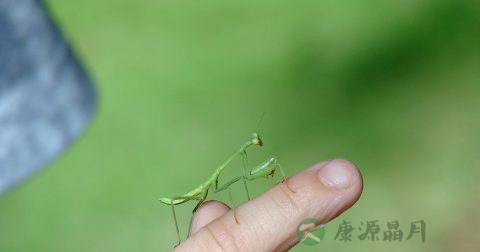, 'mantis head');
251,132,263,146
